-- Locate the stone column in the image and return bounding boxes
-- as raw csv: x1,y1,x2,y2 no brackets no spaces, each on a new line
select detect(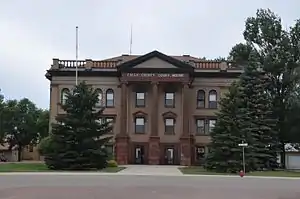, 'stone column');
182,83,189,136
115,82,129,165
151,82,158,136
148,82,160,165
180,83,193,166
